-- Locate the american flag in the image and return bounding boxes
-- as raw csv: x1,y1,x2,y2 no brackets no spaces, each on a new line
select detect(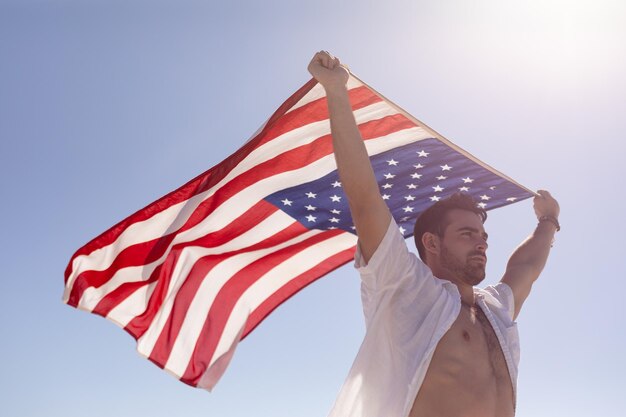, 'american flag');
63,74,533,390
